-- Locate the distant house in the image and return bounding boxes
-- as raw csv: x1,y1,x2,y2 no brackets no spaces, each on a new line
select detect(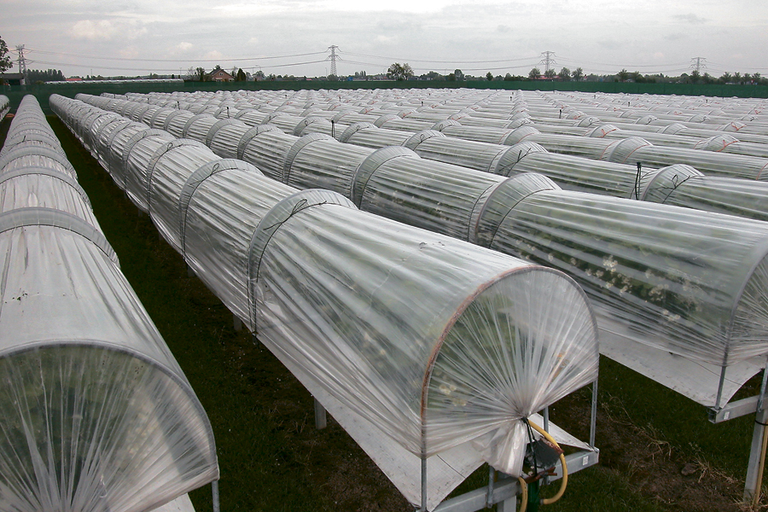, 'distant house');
0,73,25,85
209,69,234,82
